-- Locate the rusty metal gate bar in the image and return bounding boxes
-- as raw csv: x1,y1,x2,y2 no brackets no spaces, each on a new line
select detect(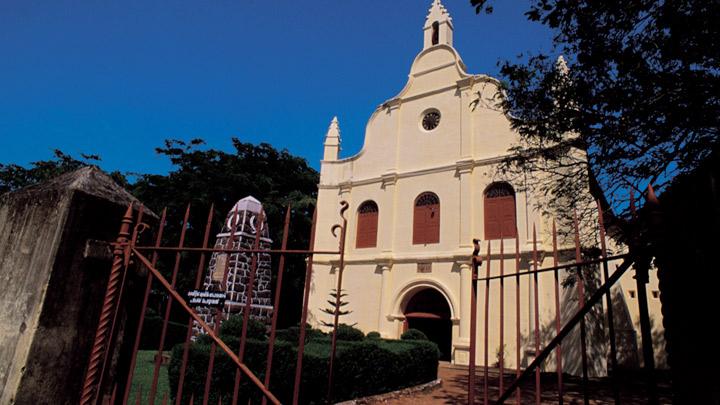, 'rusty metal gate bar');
495,255,636,404
597,202,620,405
131,248,282,404
202,204,239,405
81,201,347,405
175,205,214,405
122,207,167,405
551,220,564,405
532,226,542,405
326,201,349,404
467,185,661,404
261,205,291,405
149,204,192,405
80,203,134,405
292,207,318,405
573,210,591,405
